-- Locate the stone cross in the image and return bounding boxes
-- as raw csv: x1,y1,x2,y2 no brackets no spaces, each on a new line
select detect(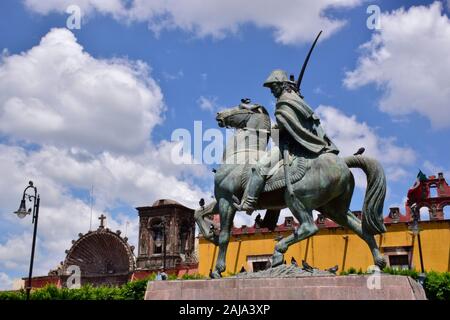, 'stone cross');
99,214,106,228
